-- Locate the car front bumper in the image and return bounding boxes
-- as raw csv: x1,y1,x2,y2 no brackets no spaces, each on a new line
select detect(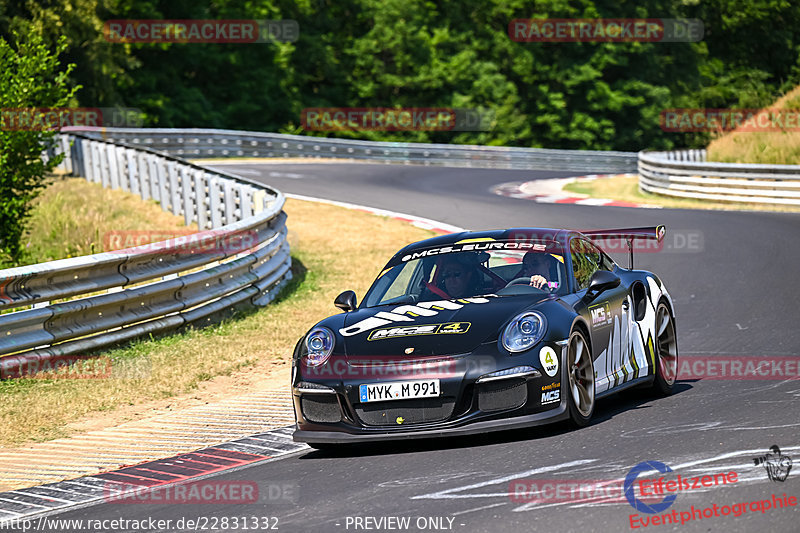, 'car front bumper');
292,340,570,444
